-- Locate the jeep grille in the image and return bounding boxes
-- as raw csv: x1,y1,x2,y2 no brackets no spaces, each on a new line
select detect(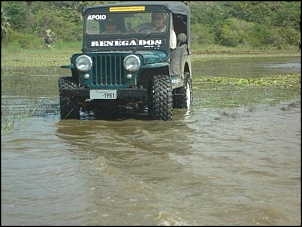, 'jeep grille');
91,55,126,85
